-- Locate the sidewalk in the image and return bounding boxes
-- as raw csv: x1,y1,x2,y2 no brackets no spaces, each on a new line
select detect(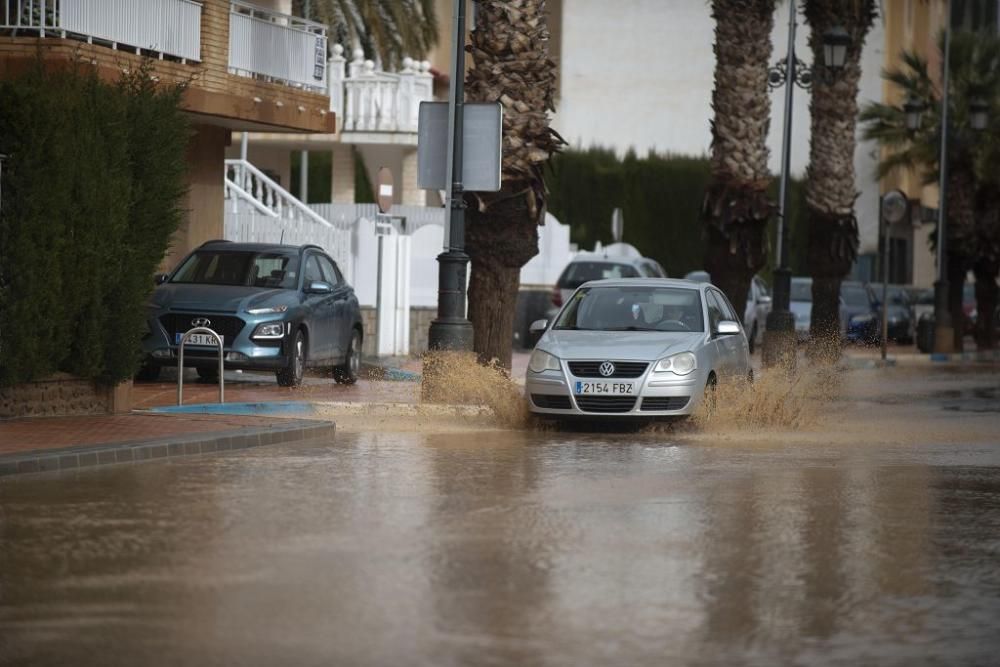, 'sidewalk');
0,412,335,477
